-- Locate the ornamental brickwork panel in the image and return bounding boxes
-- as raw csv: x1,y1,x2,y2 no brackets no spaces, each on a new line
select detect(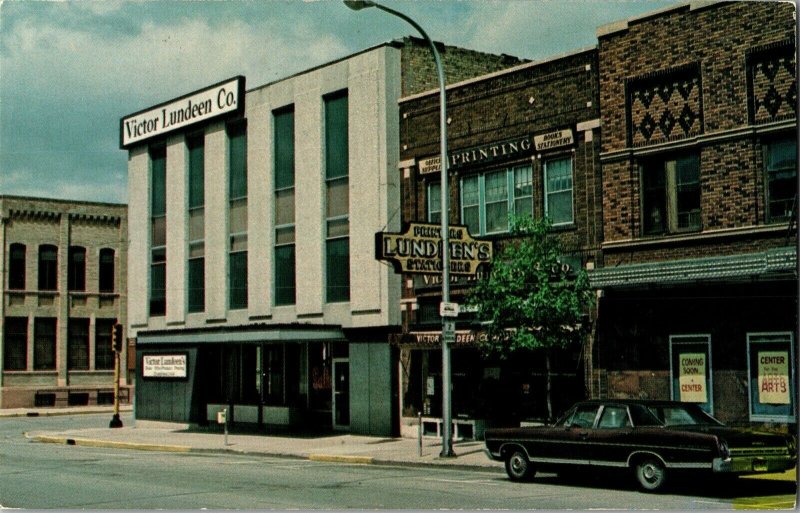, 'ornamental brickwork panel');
627,65,702,147
748,42,797,125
